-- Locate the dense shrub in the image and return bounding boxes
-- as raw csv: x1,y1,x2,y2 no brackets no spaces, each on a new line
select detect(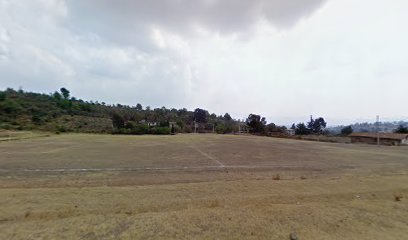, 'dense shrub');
0,100,21,114
56,125,68,133
183,125,193,133
0,92,6,101
150,127,171,135
216,123,226,134
130,124,149,135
